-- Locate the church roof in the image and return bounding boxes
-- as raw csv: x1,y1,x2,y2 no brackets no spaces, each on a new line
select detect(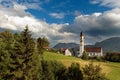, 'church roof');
85,47,102,53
